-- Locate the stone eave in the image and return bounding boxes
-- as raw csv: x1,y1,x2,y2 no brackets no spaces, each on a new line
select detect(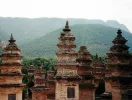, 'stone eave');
54,75,82,80
112,37,127,44
105,63,132,68
0,73,24,77
0,63,23,66
31,86,49,92
107,52,131,57
1,54,22,57
80,74,94,80
93,72,105,75
79,83,96,88
55,63,78,66
56,52,77,56
59,36,75,40
57,44,76,48
93,67,104,69
77,65,92,69
0,84,25,88
105,76,132,82
76,58,92,62
4,48,20,51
